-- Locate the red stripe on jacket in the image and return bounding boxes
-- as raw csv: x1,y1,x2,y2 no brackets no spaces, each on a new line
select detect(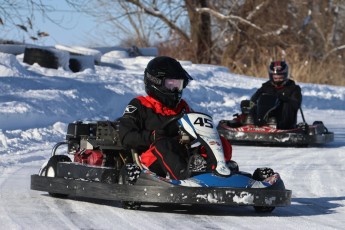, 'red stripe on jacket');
136,95,191,116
